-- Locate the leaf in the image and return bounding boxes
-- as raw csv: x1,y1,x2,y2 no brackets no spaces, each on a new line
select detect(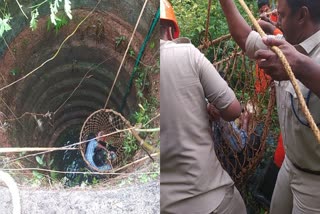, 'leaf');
35,155,44,166
30,9,39,31
64,0,72,20
0,14,12,37
149,41,155,49
50,4,57,25
32,170,44,179
48,159,54,166
50,1,61,25
19,151,27,157
10,69,18,76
